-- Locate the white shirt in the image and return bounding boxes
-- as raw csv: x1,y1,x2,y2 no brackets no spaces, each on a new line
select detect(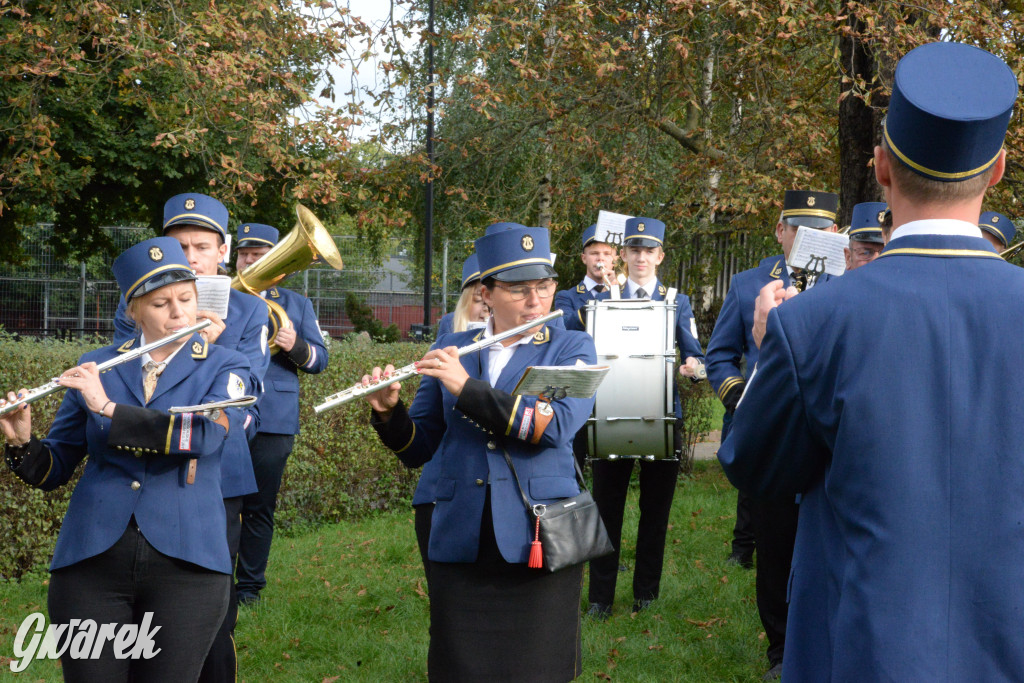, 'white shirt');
890,218,982,240
484,318,536,386
582,275,603,293
625,278,657,299
139,332,187,370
